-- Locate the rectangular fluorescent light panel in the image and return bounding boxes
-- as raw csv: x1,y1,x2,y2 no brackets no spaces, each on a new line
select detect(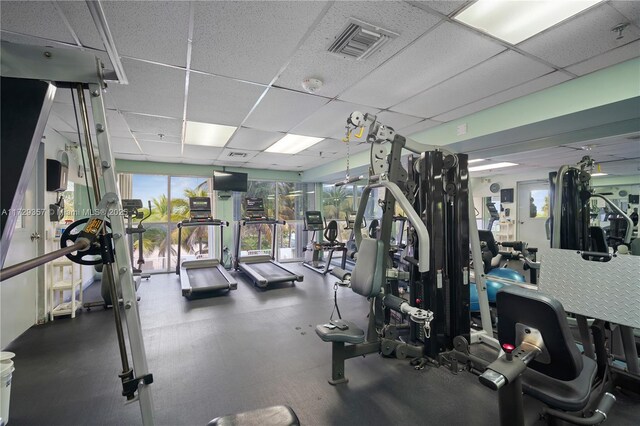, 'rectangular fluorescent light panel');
469,162,518,172
265,134,323,154
591,172,608,177
454,0,603,45
468,159,486,164
185,121,237,147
